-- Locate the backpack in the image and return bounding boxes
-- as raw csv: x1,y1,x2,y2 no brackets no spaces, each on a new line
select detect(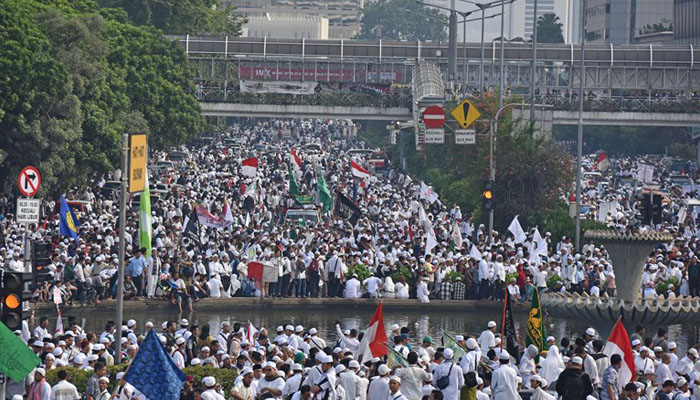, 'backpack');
689,265,699,280
436,362,454,390
309,258,320,273
464,371,478,388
